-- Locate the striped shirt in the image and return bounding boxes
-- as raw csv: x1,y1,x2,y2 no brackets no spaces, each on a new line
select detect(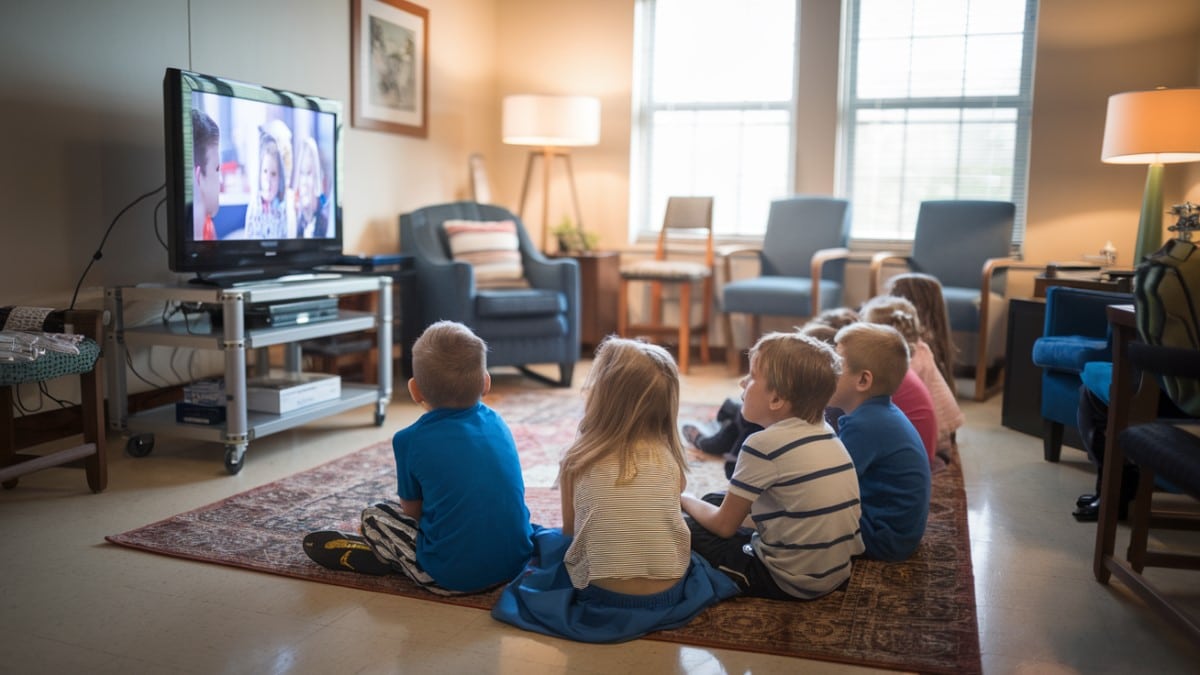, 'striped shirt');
564,445,690,590
727,417,864,599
